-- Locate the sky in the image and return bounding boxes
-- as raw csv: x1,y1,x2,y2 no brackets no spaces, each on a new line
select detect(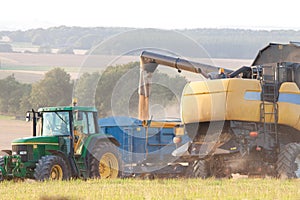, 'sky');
0,0,299,31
